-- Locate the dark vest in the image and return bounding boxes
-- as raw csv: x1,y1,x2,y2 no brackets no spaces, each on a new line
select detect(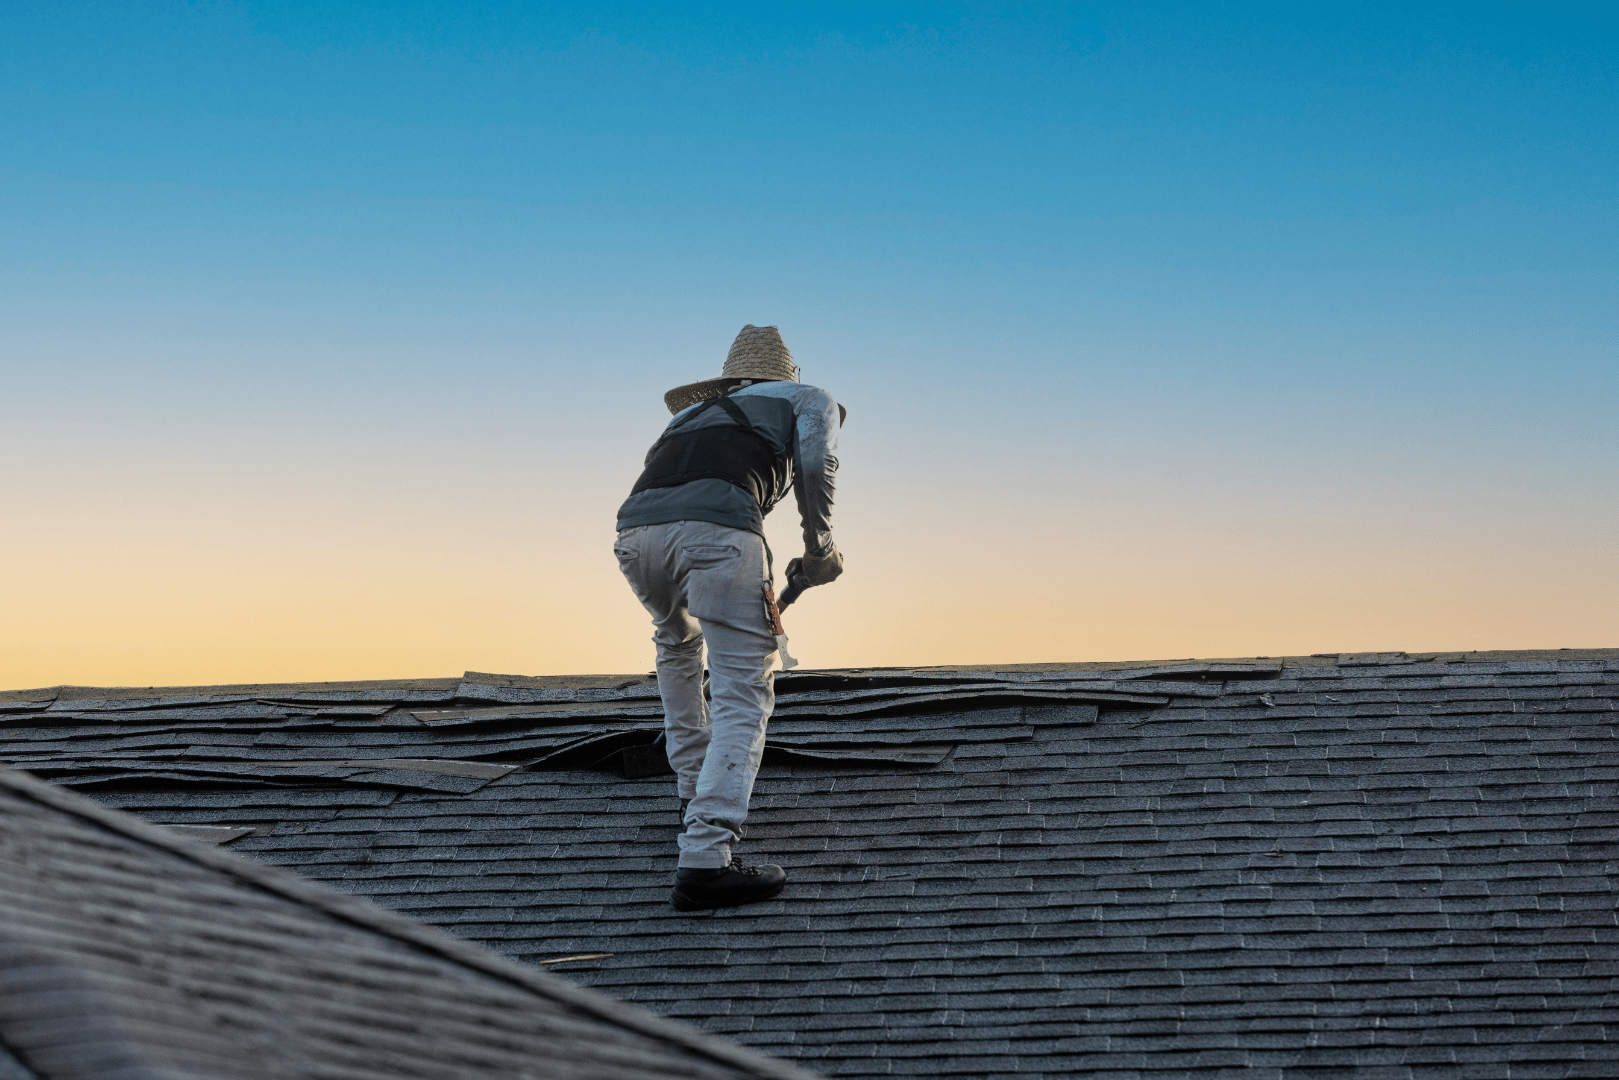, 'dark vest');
629,394,793,509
